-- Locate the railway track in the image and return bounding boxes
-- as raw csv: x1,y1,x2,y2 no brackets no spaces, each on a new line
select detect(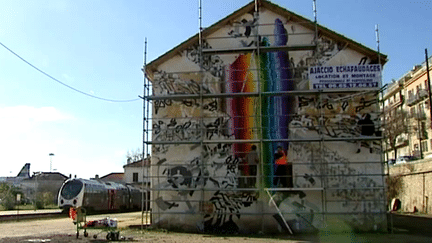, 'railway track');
0,210,64,222
0,209,148,222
